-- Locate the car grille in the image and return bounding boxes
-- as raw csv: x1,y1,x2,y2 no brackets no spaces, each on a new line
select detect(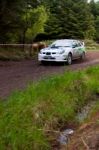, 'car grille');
43,52,56,55
46,52,51,55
